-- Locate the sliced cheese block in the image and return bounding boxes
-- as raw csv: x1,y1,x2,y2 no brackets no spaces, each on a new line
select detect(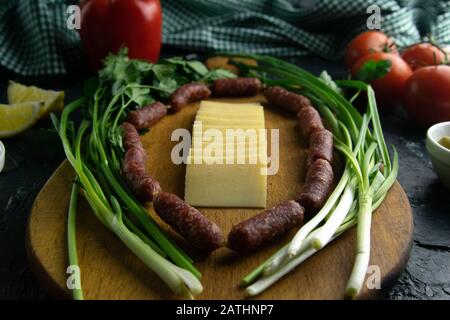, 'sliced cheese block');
187,146,266,162
196,112,263,121
186,150,267,205
199,101,262,109
197,107,263,114
195,115,264,126
185,162,267,207
194,122,265,129
197,101,263,118
185,101,267,208
191,123,267,164
189,145,268,166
